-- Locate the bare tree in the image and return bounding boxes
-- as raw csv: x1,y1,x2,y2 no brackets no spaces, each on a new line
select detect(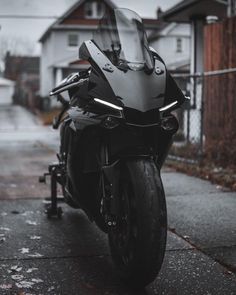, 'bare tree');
0,34,35,68
0,35,35,56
